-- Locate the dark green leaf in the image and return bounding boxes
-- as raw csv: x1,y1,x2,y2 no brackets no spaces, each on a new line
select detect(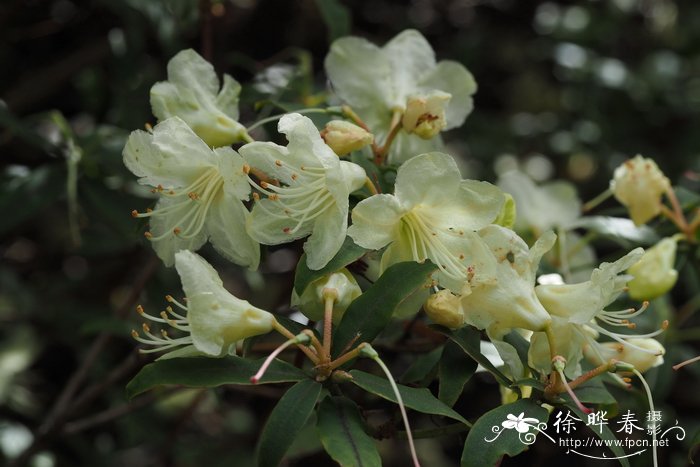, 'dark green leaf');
570,216,659,246
566,405,630,467
126,356,307,399
316,396,381,467
313,0,351,42
439,340,477,407
502,331,530,369
294,236,366,295
333,261,437,356
400,346,443,384
461,398,549,467
349,369,469,425
433,326,513,387
257,379,323,467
